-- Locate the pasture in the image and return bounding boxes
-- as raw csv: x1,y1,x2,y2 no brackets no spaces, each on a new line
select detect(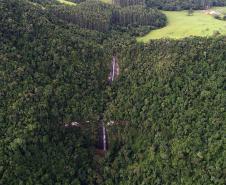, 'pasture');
57,0,77,6
138,7,226,42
